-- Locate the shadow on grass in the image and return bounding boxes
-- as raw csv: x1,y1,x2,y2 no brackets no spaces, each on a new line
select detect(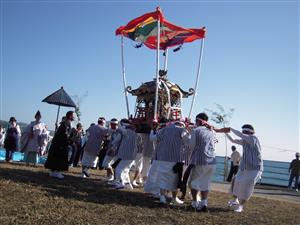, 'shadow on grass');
0,164,201,211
